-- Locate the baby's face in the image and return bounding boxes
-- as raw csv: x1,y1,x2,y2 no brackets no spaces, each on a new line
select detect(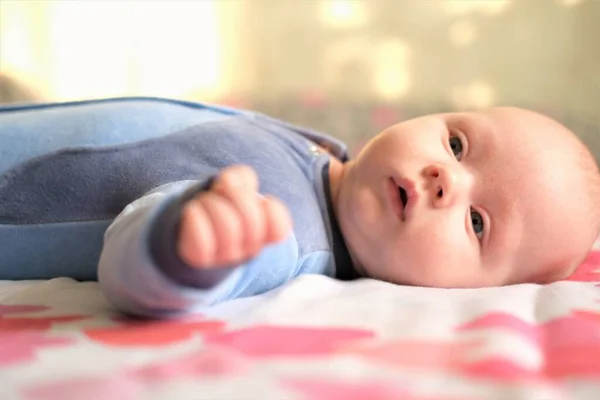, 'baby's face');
336,108,597,288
